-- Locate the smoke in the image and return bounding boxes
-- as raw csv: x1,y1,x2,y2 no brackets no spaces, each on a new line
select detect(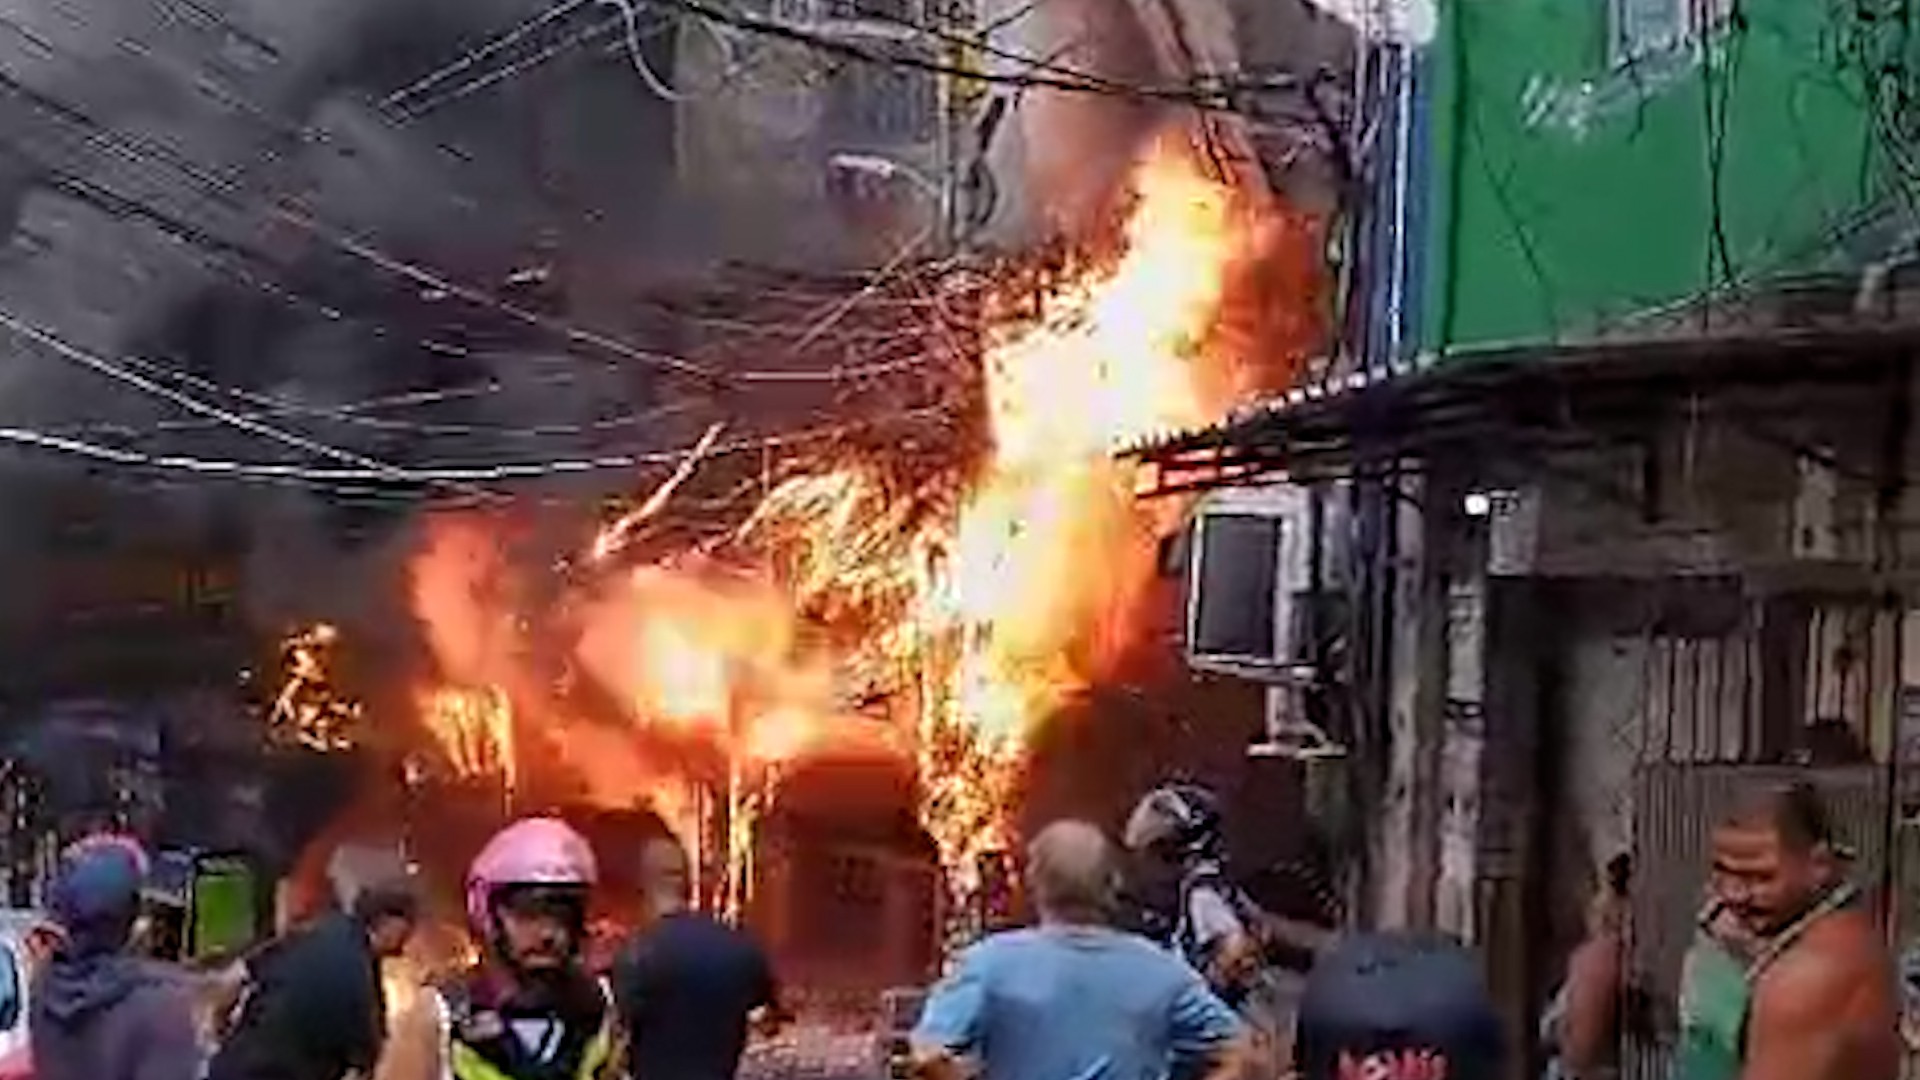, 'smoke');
0,0,685,653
